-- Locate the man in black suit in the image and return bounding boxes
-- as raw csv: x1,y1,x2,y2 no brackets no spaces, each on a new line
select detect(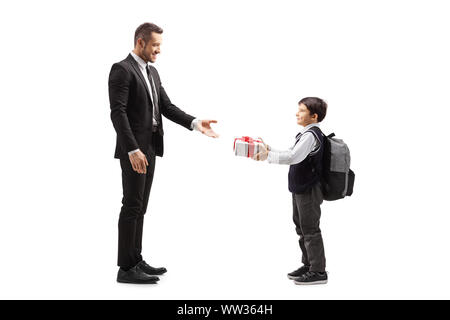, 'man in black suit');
109,22,218,284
